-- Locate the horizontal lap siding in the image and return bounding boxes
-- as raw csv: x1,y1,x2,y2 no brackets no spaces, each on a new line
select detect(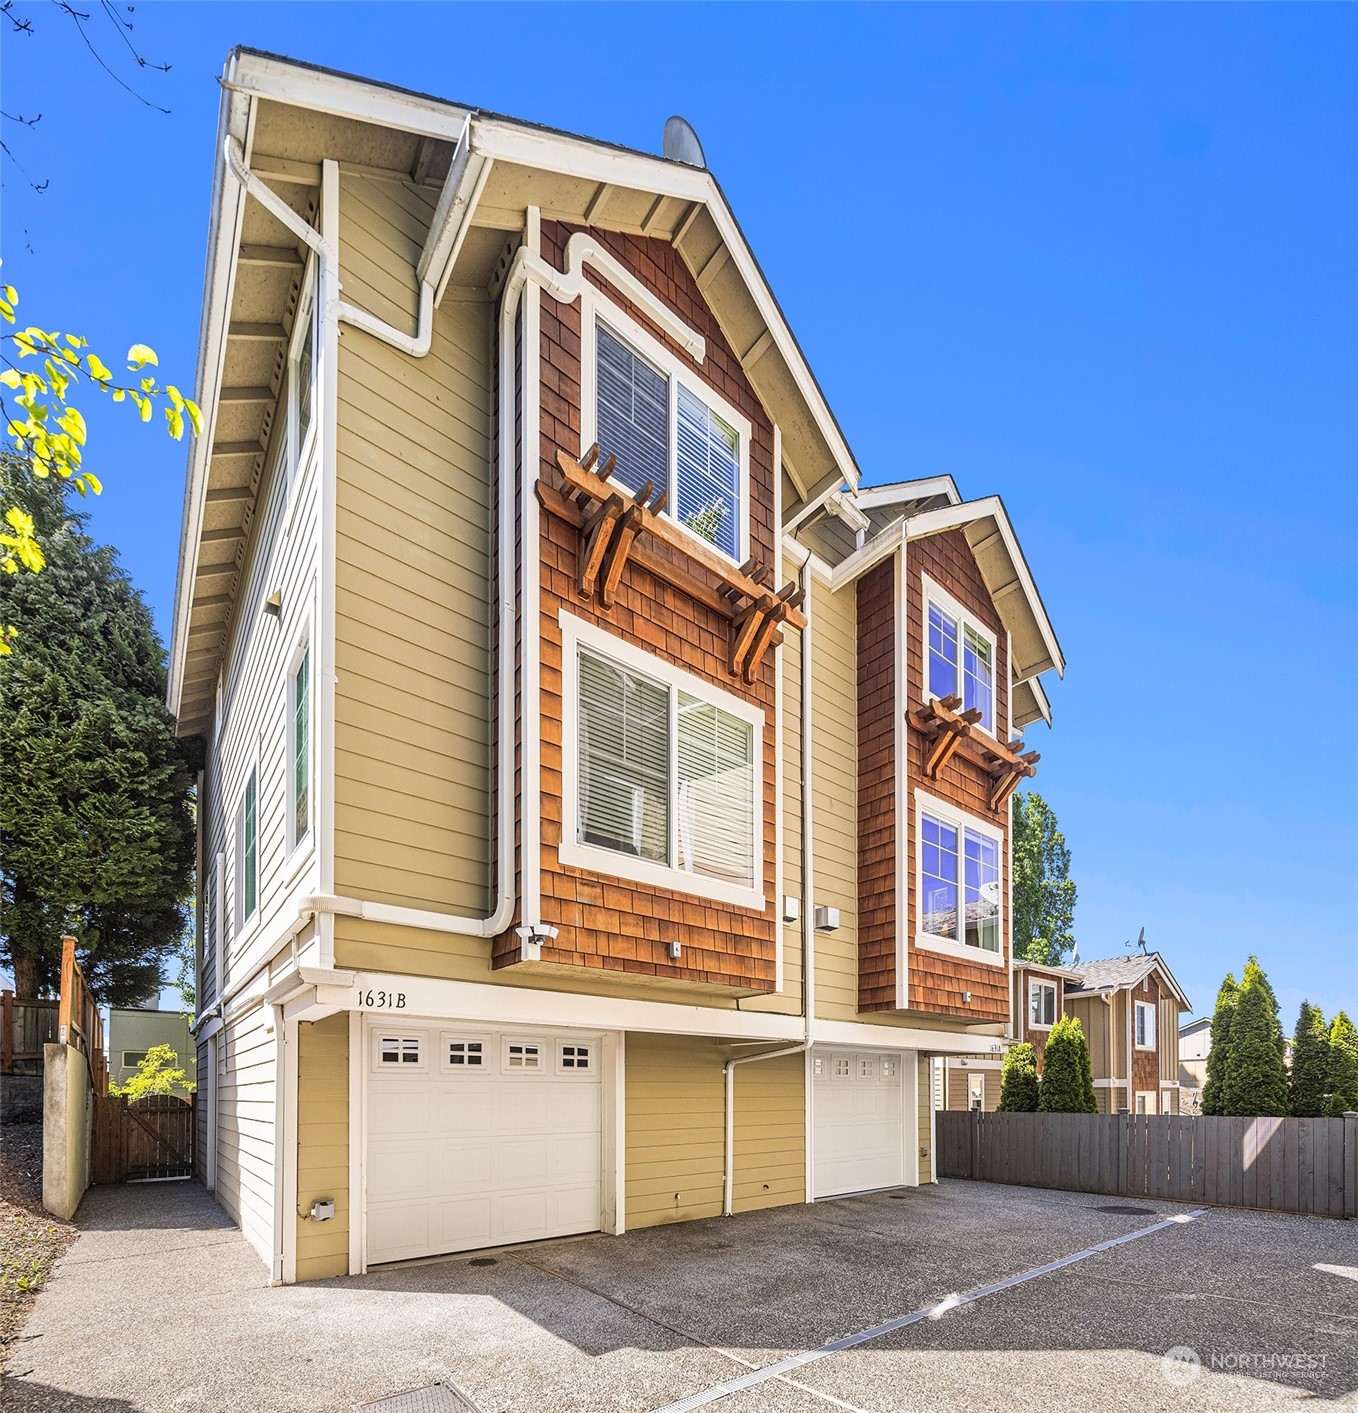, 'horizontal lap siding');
214,1000,275,1270
526,222,776,991
295,1013,349,1281
918,1057,934,1182
625,1034,805,1228
904,531,1010,1022
334,169,493,917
